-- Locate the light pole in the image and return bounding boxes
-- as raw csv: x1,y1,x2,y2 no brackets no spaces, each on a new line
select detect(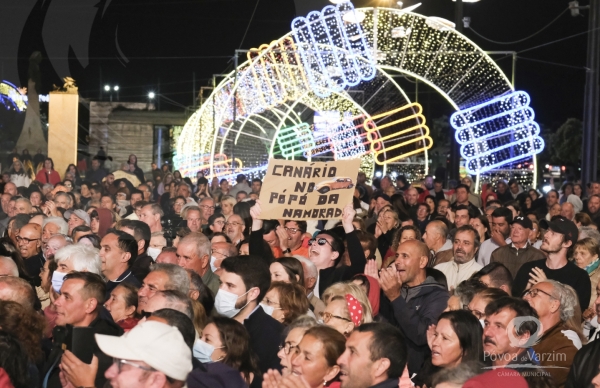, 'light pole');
581,0,600,187
104,85,119,102
449,0,480,185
